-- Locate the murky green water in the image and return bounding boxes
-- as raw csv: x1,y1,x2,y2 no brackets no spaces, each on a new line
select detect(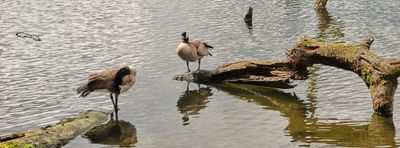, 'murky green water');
1,0,400,147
